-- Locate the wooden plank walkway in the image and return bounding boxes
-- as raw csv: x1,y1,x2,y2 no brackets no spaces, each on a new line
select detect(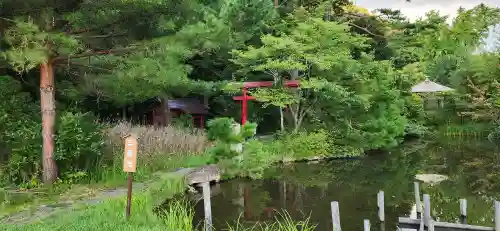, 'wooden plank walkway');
326,181,500,231
395,181,499,231
398,217,494,231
